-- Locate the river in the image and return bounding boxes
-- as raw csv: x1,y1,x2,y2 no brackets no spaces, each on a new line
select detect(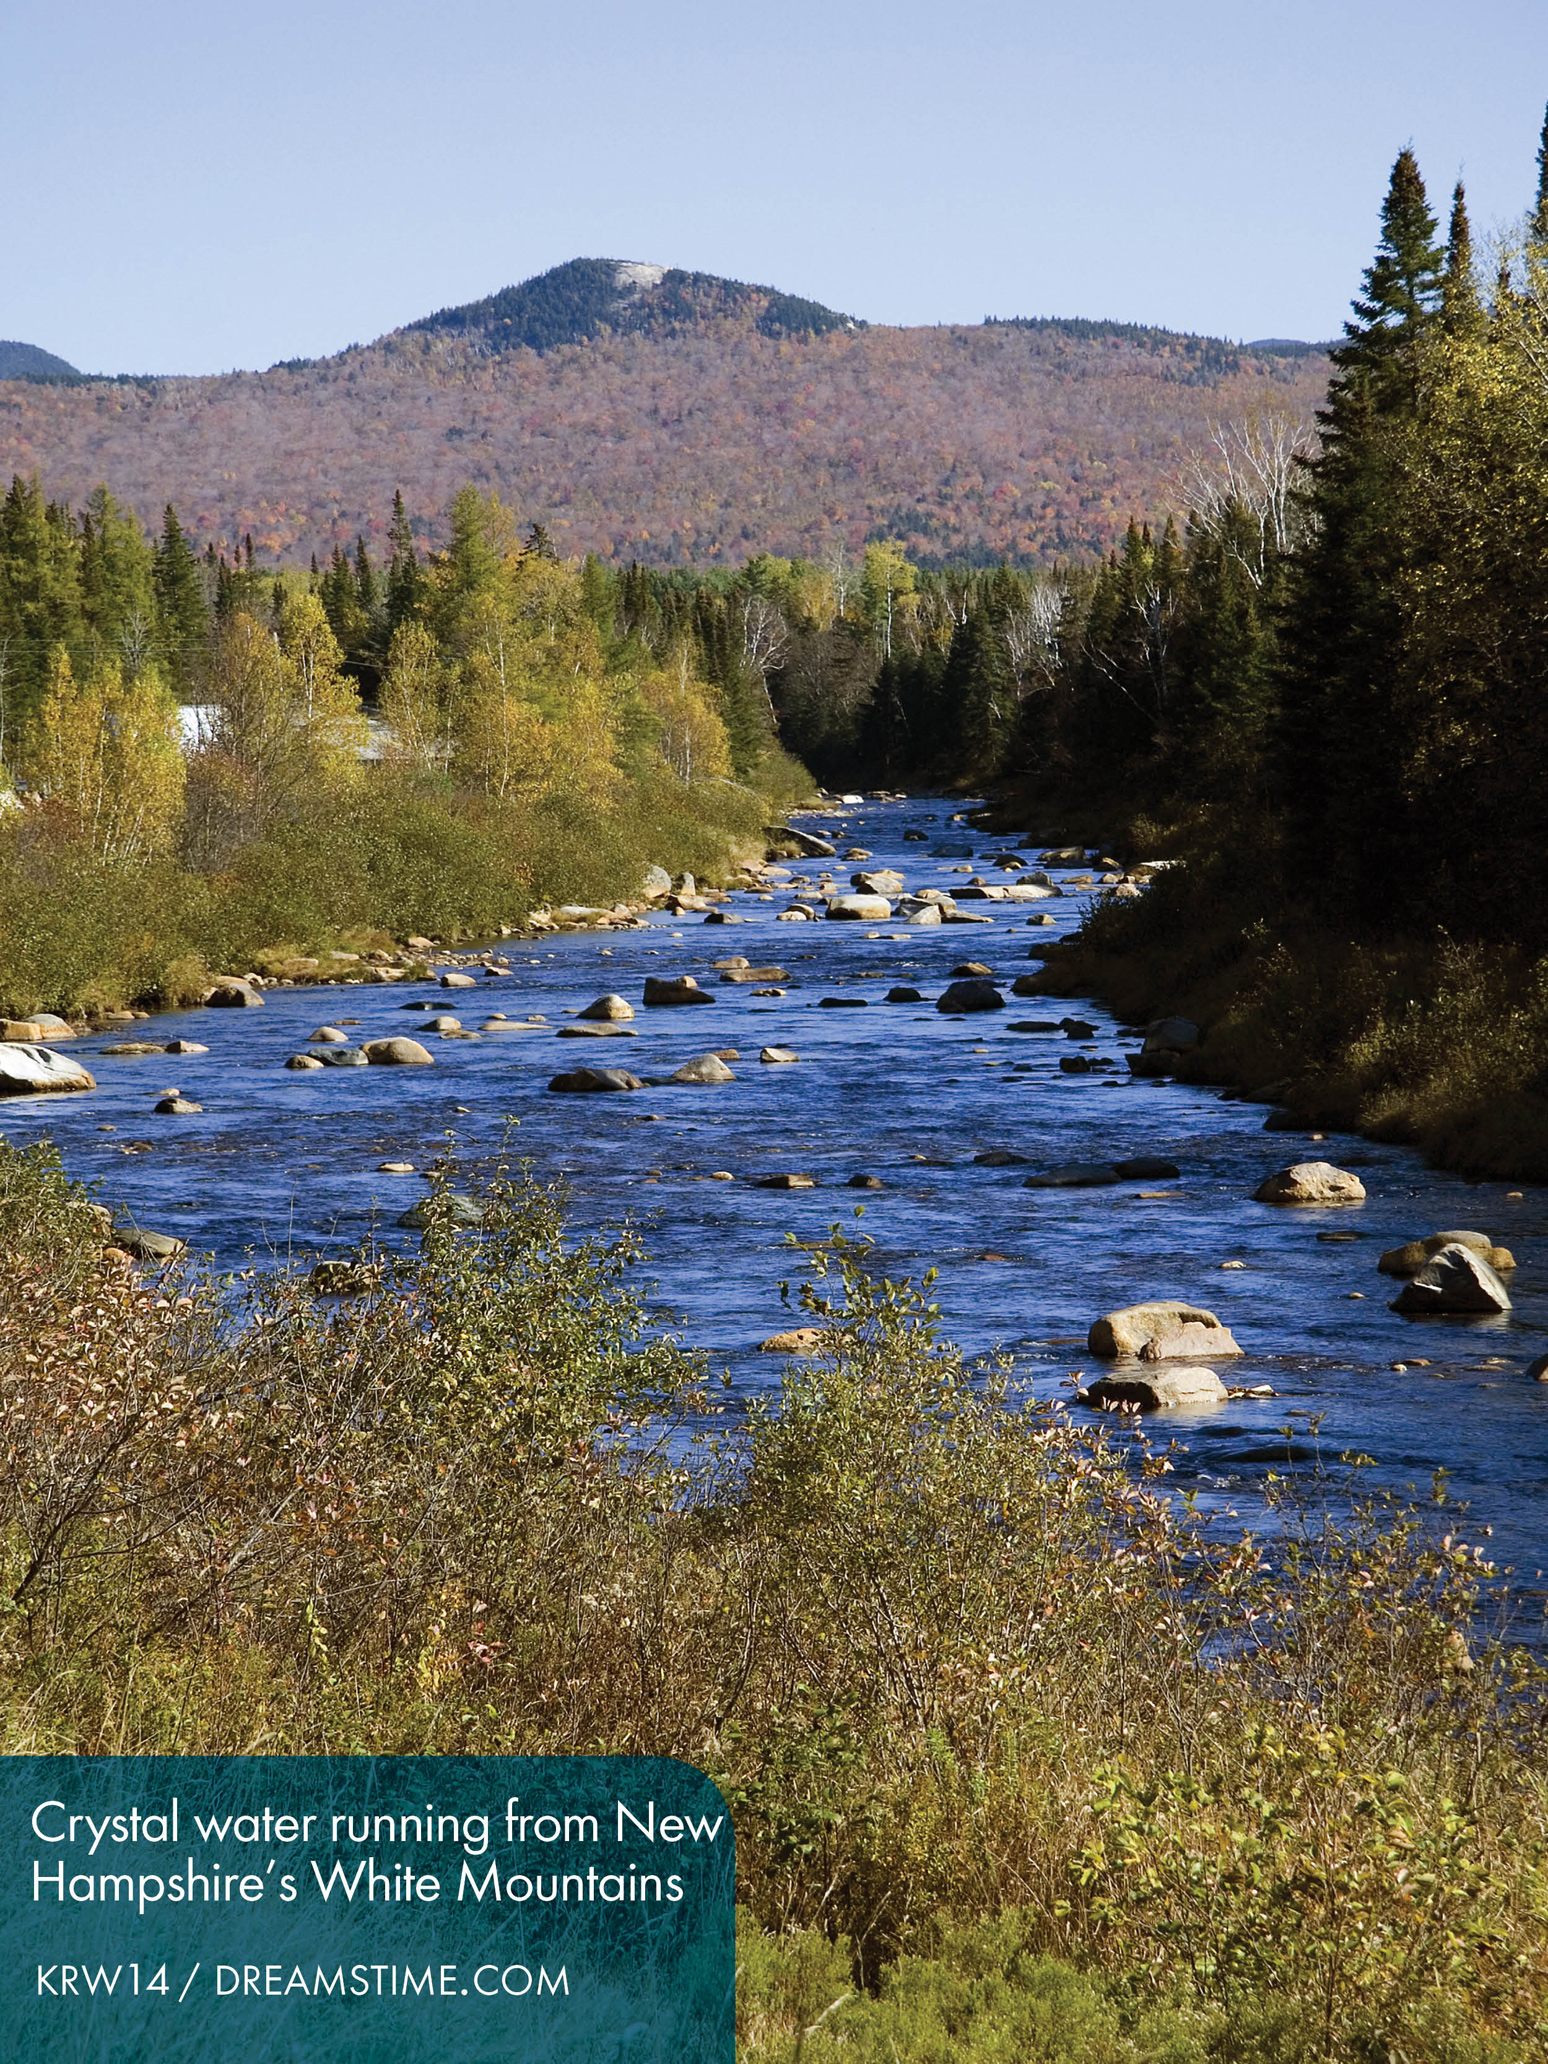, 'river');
5,798,1547,1610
